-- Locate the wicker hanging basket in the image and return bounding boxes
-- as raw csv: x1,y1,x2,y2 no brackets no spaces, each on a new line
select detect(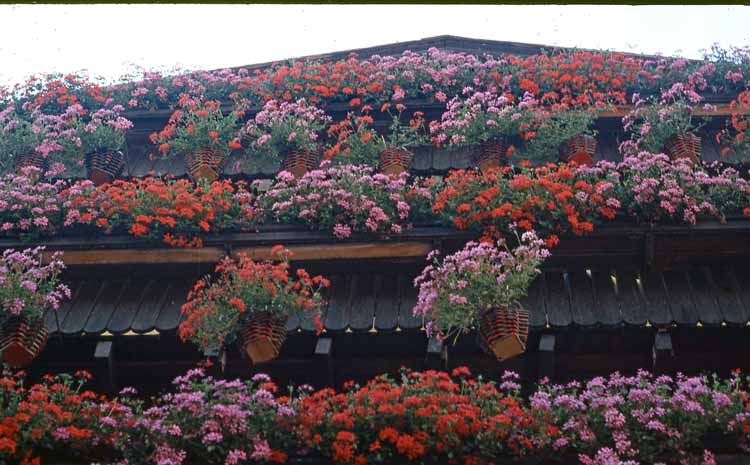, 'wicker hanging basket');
559,134,596,166
378,147,414,175
85,150,125,186
663,133,701,164
15,153,47,180
477,305,529,361
238,313,288,364
474,138,509,172
282,149,319,178
0,316,49,367
185,149,226,183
